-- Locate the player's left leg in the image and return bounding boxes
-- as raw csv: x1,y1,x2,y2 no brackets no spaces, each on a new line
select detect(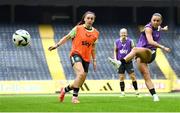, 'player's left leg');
126,62,140,97
71,58,89,104
119,74,126,97
136,58,159,101
129,72,140,97
71,62,87,104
